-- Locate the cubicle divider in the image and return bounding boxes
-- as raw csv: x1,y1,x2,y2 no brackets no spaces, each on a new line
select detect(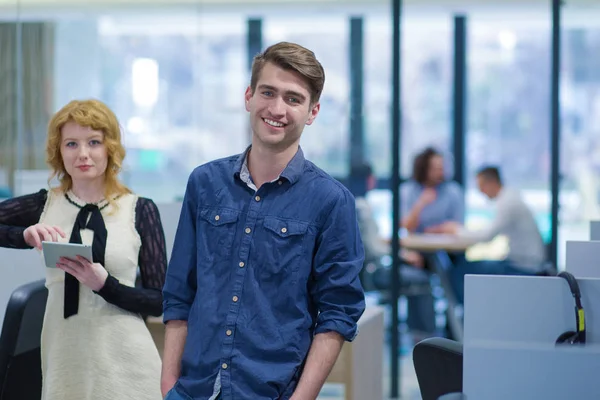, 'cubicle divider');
462,269,600,398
